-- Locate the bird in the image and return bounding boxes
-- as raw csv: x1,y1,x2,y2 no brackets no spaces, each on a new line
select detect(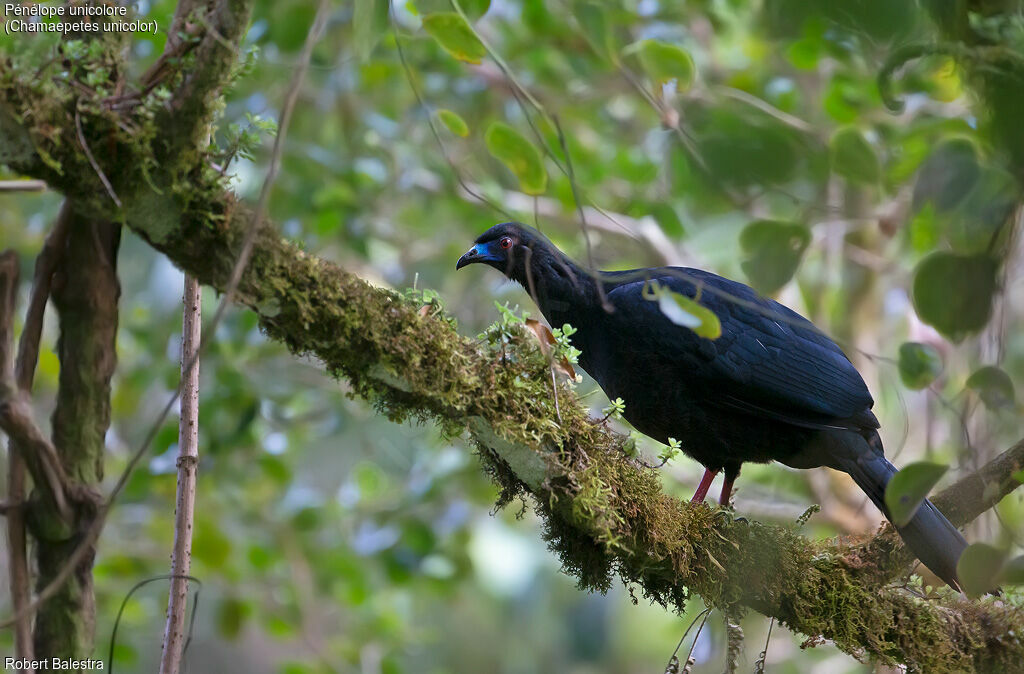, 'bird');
456,221,968,590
